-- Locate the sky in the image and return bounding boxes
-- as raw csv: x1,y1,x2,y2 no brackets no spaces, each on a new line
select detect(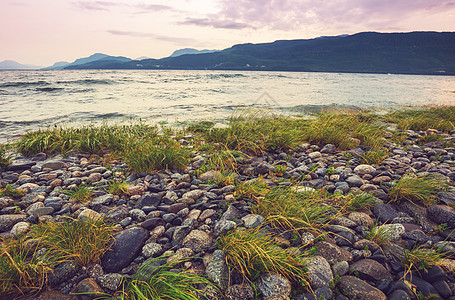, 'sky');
1,0,454,66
